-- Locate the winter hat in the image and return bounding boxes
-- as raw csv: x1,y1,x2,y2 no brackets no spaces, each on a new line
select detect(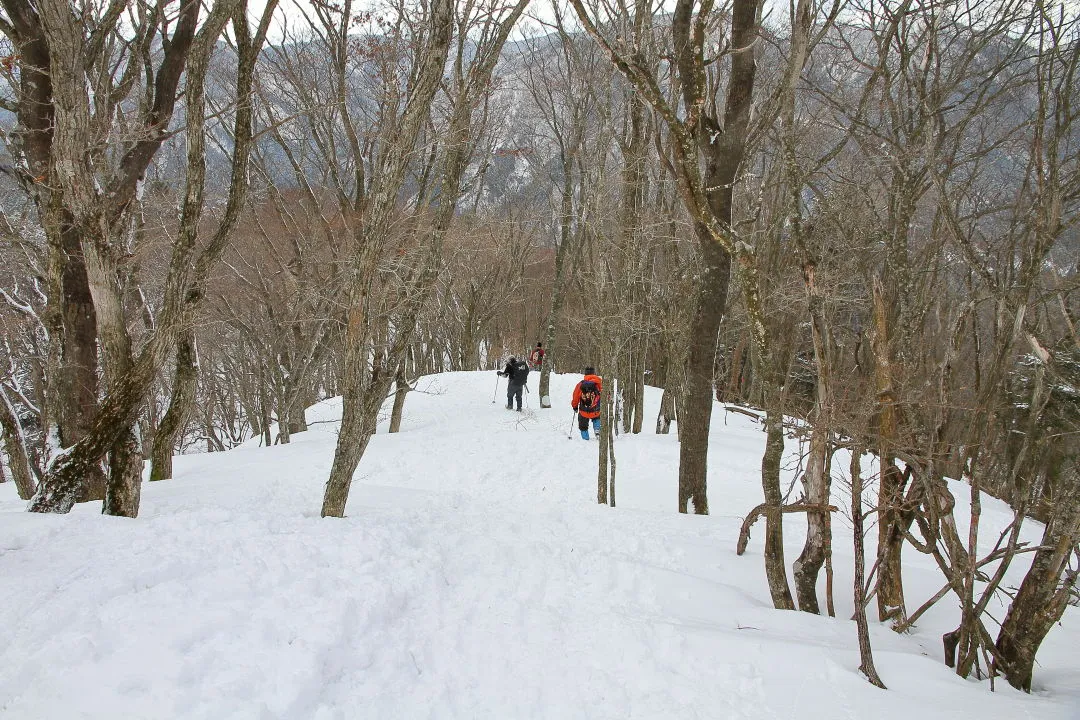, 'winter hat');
584,366,595,375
